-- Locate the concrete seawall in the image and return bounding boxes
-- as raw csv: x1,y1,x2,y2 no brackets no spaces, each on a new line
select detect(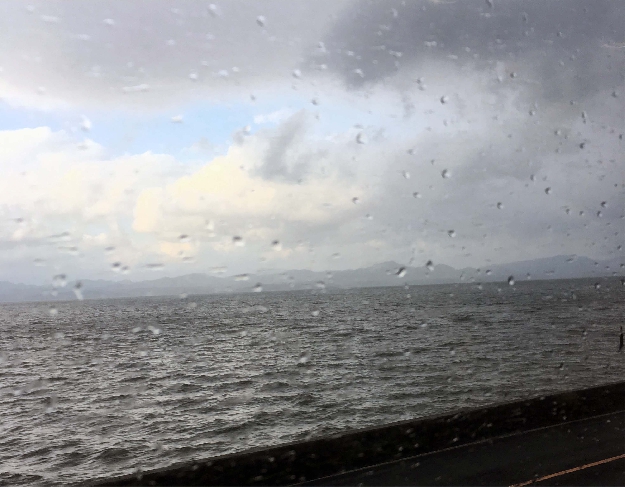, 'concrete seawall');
90,381,624,486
